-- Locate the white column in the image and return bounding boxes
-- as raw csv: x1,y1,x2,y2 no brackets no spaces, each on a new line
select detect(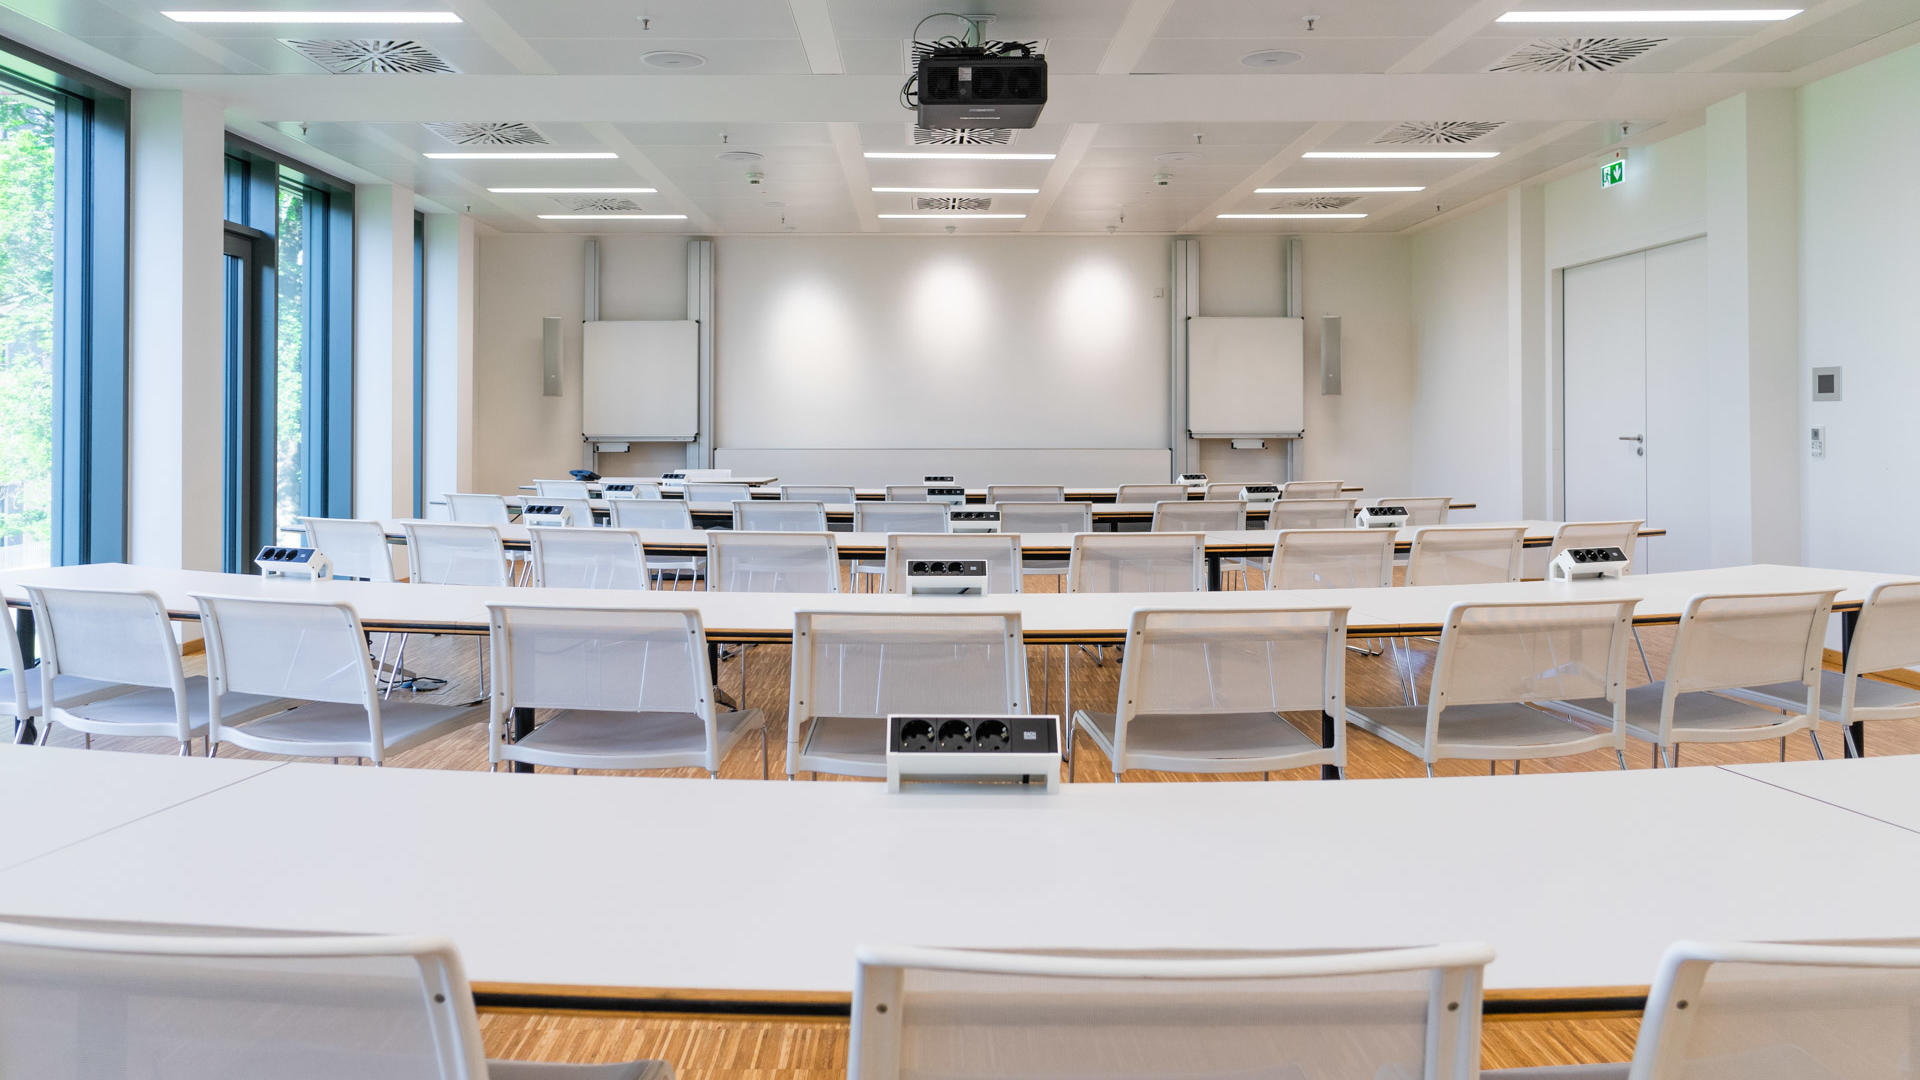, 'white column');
1506,185,1549,519
353,184,416,518
421,212,477,514
127,90,226,571
1706,89,1801,566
